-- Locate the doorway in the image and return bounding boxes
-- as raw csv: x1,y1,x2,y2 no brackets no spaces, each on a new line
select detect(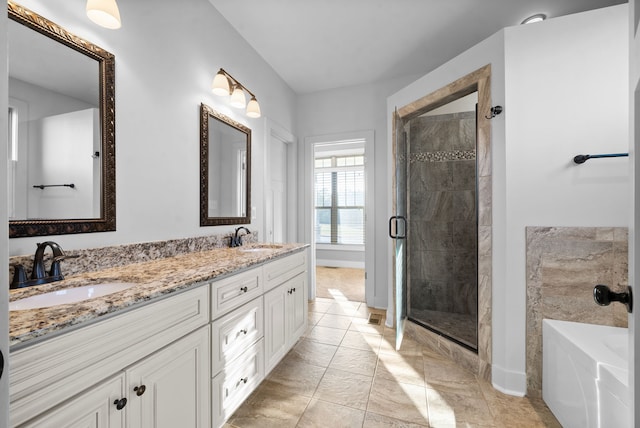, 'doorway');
264,119,297,245
404,93,479,351
305,131,375,306
390,64,492,368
